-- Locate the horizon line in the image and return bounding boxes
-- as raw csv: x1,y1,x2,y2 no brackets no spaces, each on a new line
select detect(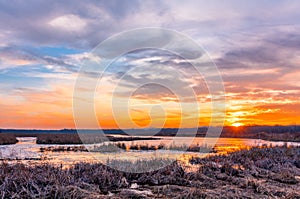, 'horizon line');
1,124,299,131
